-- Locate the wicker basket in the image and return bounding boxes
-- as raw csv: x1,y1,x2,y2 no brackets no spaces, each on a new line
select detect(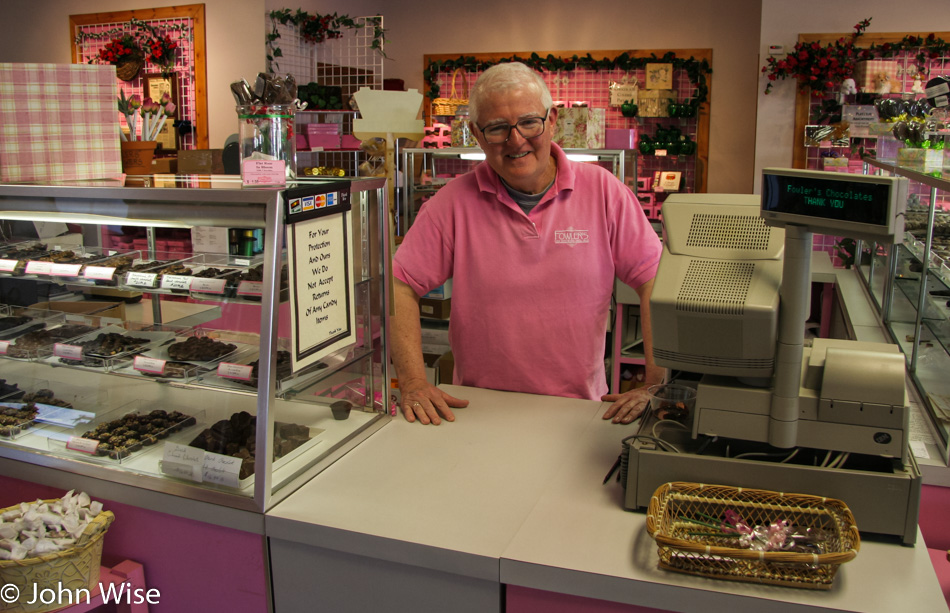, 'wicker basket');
431,68,469,116
0,502,114,613
115,56,143,82
646,482,859,589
